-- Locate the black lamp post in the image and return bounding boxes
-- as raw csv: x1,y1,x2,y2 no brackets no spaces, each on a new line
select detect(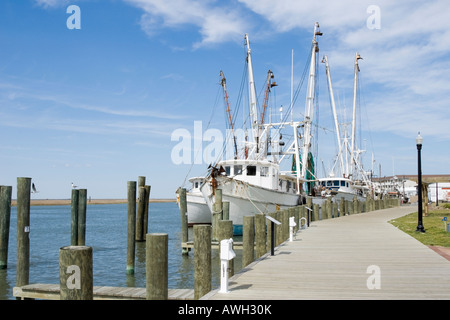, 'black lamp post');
416,132,425,233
